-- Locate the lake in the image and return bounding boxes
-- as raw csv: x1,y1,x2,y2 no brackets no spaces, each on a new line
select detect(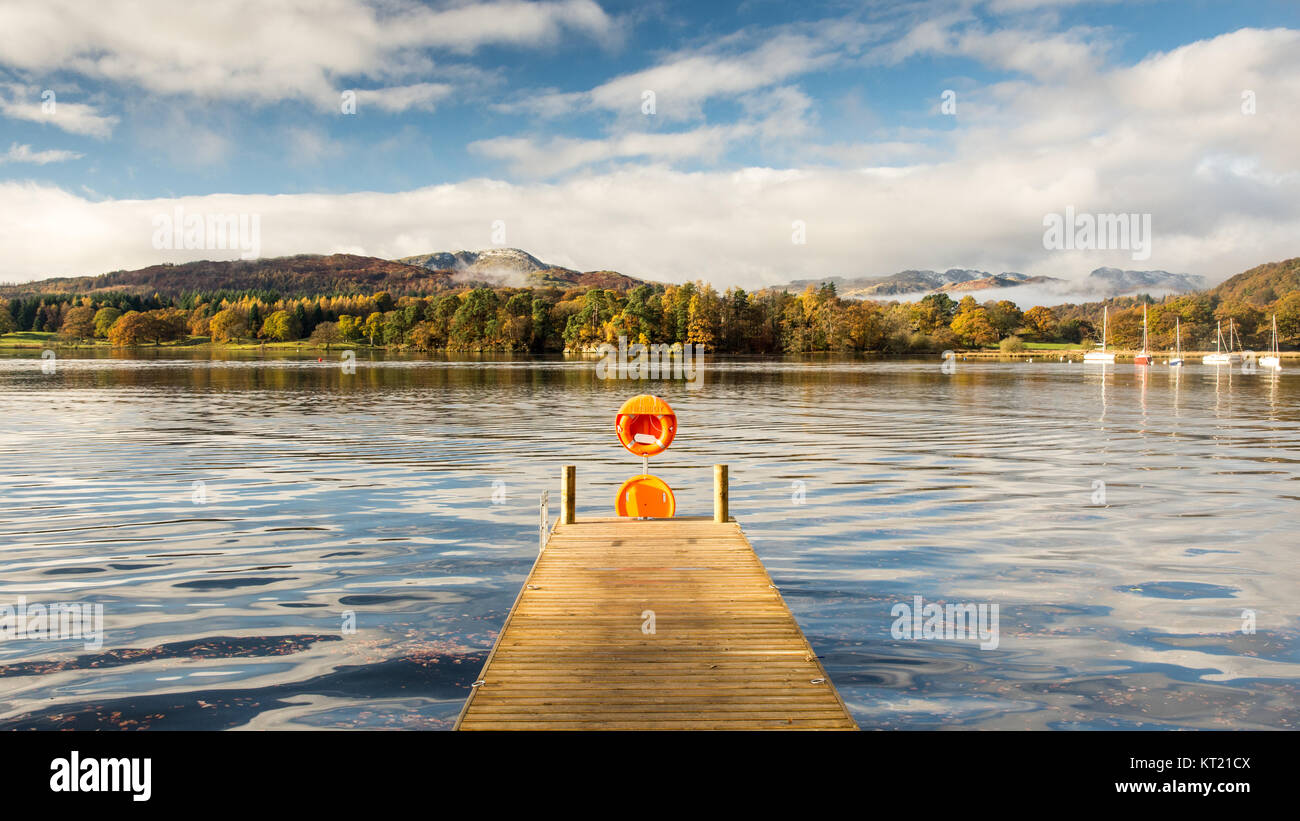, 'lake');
1,349,1296,730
